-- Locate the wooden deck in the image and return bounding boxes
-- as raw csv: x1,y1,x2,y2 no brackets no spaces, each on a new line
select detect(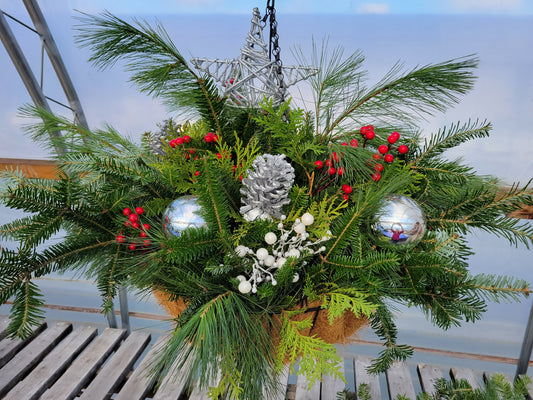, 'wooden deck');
0,317,522,399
